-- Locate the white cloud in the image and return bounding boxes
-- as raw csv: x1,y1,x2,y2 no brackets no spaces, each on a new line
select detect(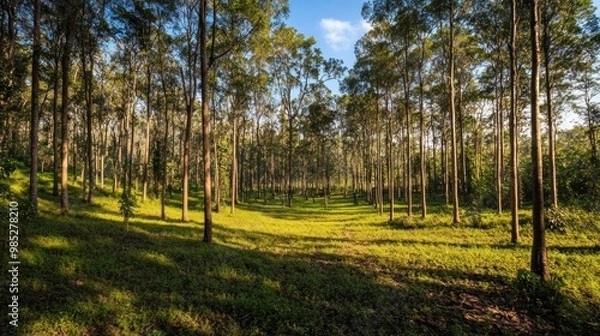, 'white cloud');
319,18,372,52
